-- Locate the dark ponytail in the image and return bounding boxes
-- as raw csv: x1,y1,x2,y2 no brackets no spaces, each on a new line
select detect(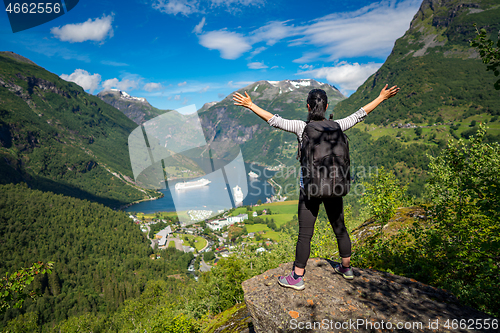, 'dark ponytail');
307,89,328,122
